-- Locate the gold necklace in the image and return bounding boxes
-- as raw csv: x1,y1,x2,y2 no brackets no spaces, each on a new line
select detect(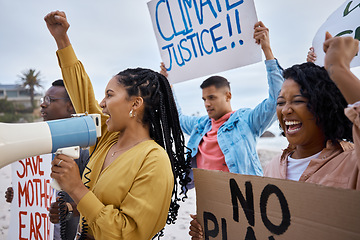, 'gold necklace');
111,138,150,157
